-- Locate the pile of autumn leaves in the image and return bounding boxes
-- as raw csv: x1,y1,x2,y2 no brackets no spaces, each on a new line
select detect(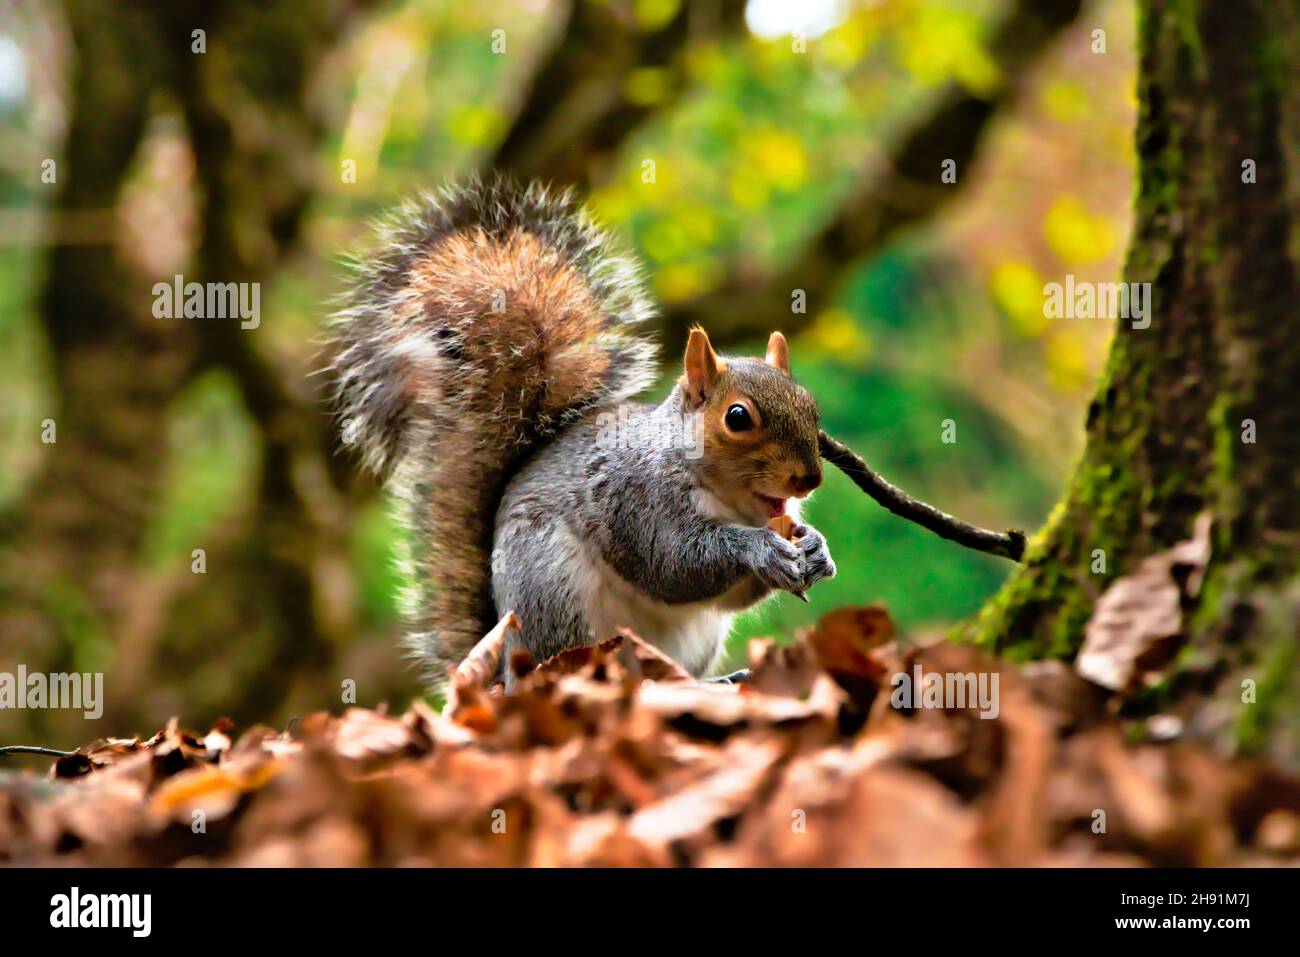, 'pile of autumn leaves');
2,606,1298,866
